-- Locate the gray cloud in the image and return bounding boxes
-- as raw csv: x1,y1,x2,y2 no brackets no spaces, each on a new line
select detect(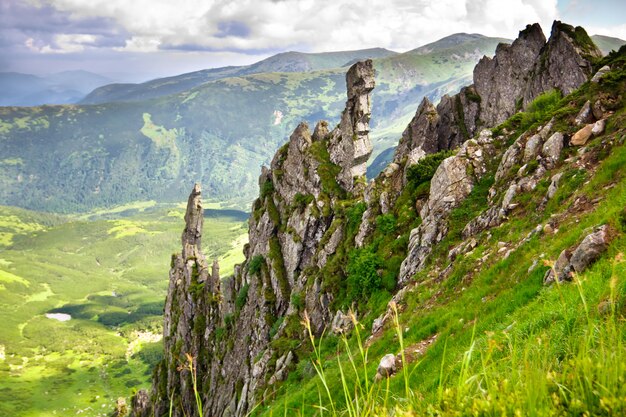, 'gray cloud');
2,0,624,79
